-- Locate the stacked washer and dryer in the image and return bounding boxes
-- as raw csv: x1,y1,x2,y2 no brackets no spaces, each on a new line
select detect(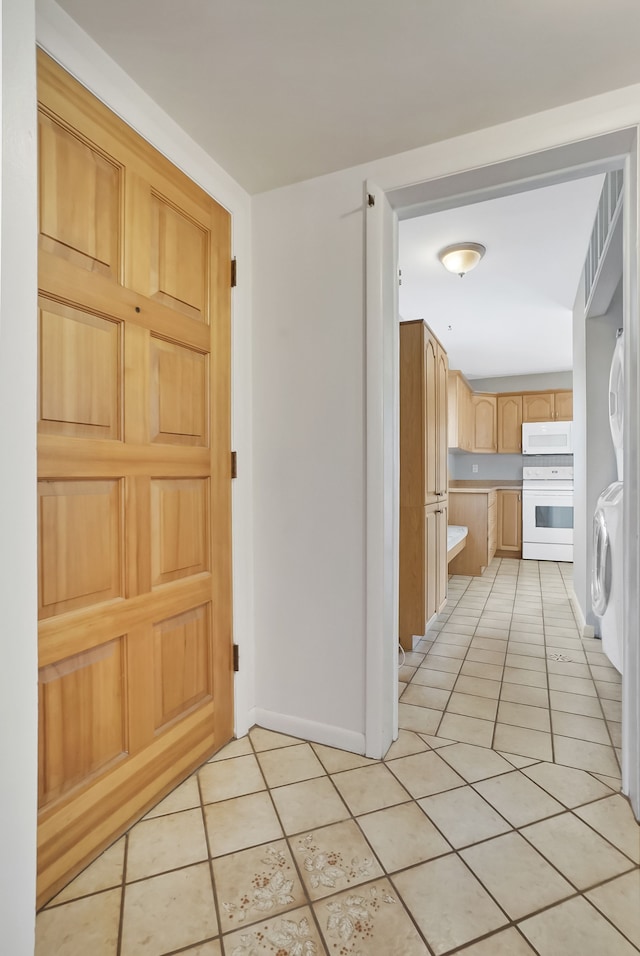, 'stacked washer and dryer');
591,330,624,672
